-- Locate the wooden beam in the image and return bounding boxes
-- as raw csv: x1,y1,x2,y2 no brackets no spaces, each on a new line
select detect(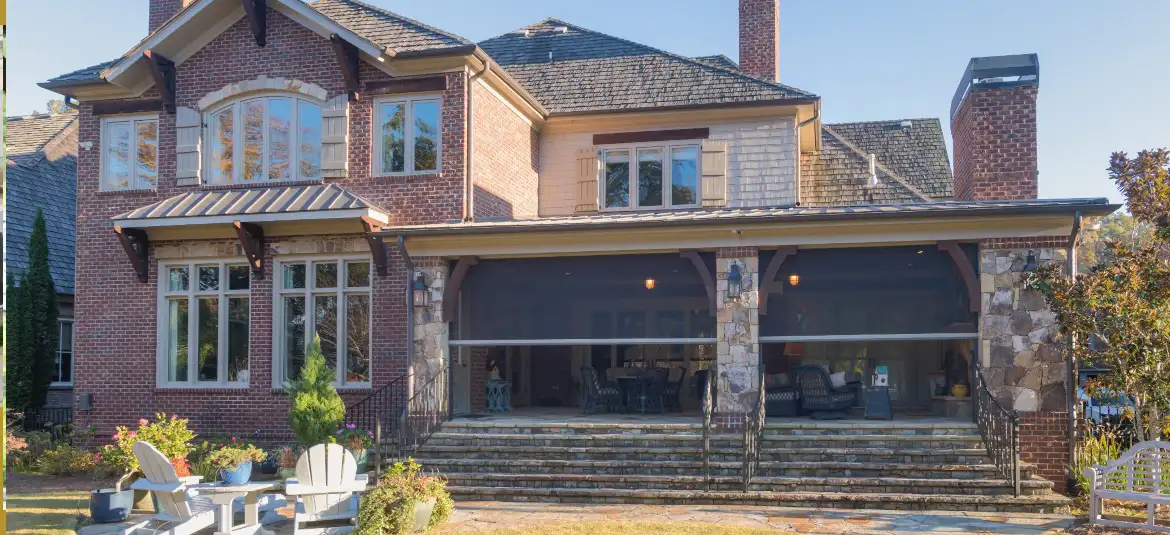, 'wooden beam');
233,221,265,279
442,256,479,320
330,33,361,101
91,99,165,116
365,76,448,96
360,216,388,276
681,251,717,317
939,241,980,314
113,226,149,283
593,128,711,146
143,50,176,114
758,246,797,315
242,0,266,46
